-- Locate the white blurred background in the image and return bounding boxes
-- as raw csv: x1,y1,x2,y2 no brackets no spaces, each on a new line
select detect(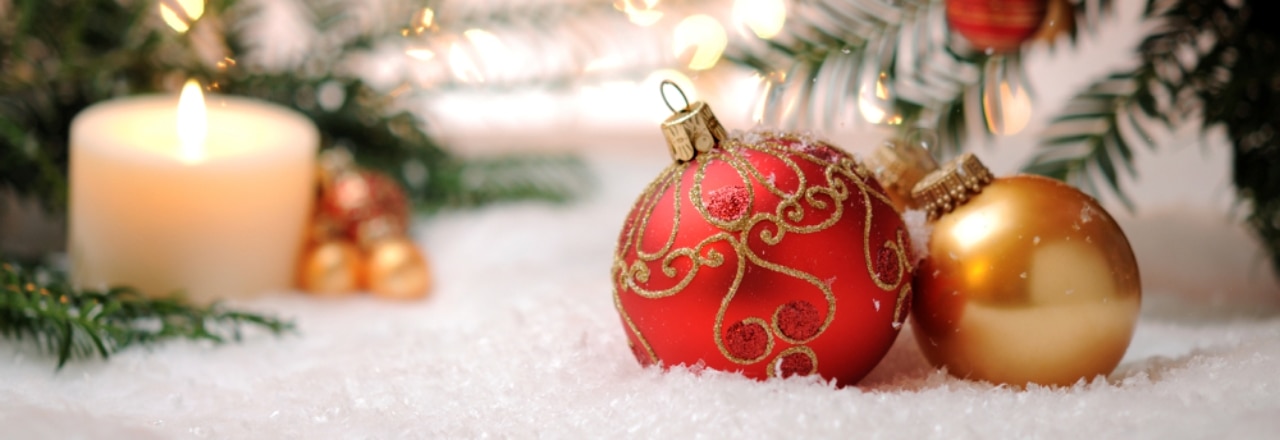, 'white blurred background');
380,0,1278,313
5,0,1276,312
